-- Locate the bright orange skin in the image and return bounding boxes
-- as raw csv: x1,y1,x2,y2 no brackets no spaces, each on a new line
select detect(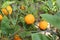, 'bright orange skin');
20,5,25,10
0,15,3,21
14,35,22,40
1,5,12,15
39,21,48,30
1,8,8,15
25,14,35,24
